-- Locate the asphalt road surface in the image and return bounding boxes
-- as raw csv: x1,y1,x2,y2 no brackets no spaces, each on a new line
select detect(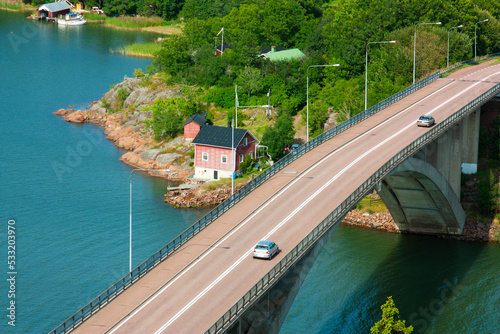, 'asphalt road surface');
70,60,500,334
